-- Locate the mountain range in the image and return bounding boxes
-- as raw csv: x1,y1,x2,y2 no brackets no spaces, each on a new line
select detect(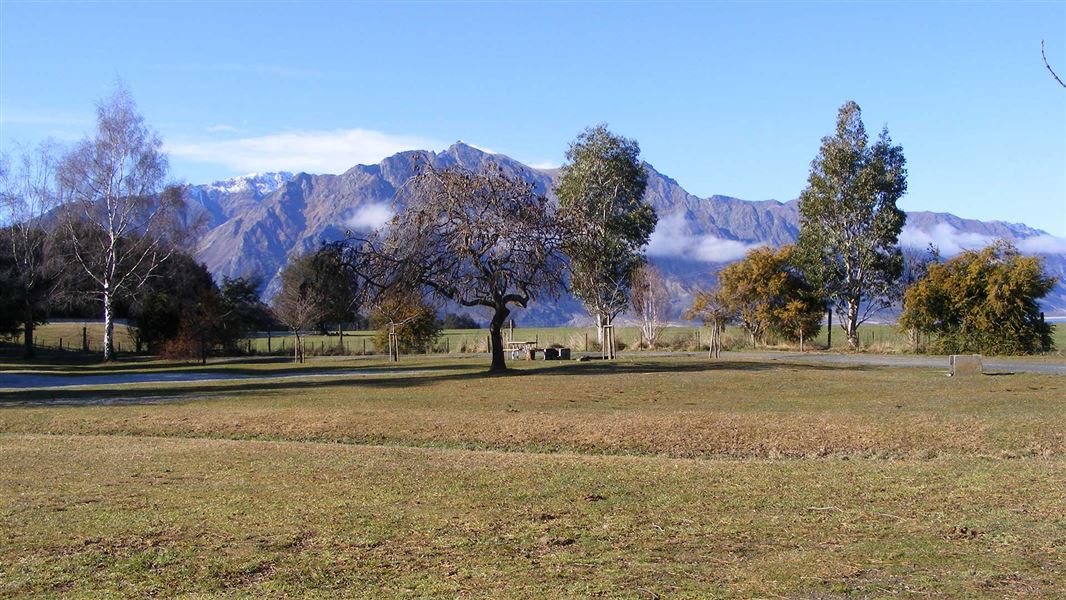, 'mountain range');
181,142,1066,325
